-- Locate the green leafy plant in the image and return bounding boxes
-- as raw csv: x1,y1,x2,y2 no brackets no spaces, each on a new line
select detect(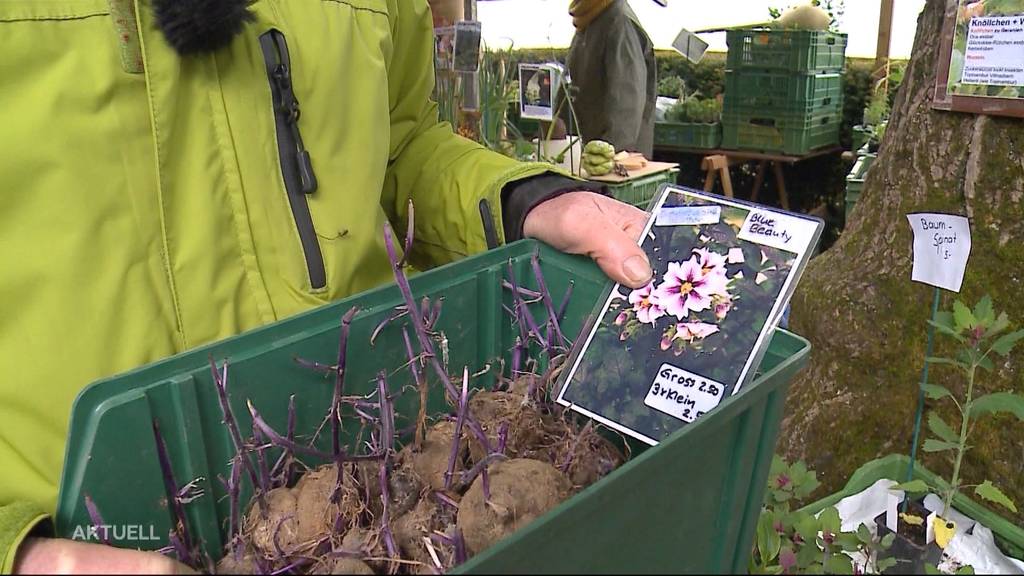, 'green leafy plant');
665,94,721,124
863,91,889,128
897,296,1024,521
750,457,895,575
658,75,687,99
